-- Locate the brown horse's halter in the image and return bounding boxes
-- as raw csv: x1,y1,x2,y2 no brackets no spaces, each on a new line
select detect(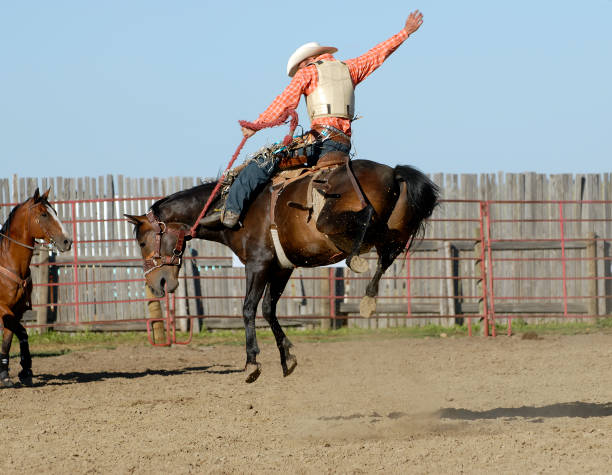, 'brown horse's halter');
0,202,62,253
142,210,188,276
